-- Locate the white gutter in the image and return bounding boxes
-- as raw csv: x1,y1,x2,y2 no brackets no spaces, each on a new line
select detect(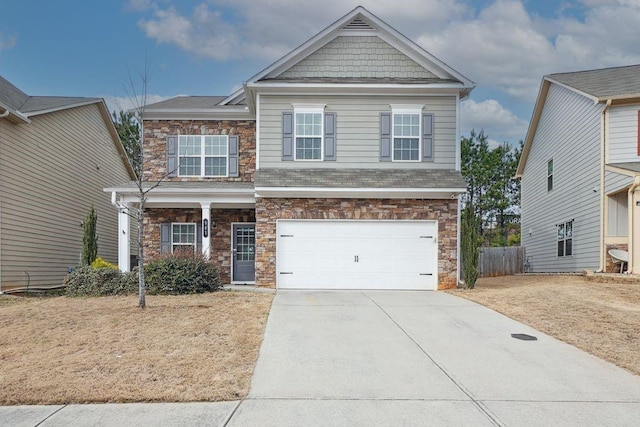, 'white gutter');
597,99,612,273
627,176,640,274
0,109,9,119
